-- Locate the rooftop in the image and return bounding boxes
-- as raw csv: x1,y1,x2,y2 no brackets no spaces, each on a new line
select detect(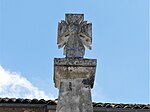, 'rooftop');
0,98,149,110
